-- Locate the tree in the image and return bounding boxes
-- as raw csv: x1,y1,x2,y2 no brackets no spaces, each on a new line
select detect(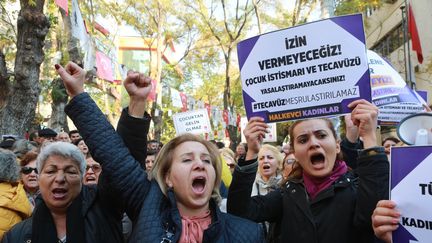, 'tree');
48,7,80,132
335,0,383,16
185,0,258,149
0,0,50,136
